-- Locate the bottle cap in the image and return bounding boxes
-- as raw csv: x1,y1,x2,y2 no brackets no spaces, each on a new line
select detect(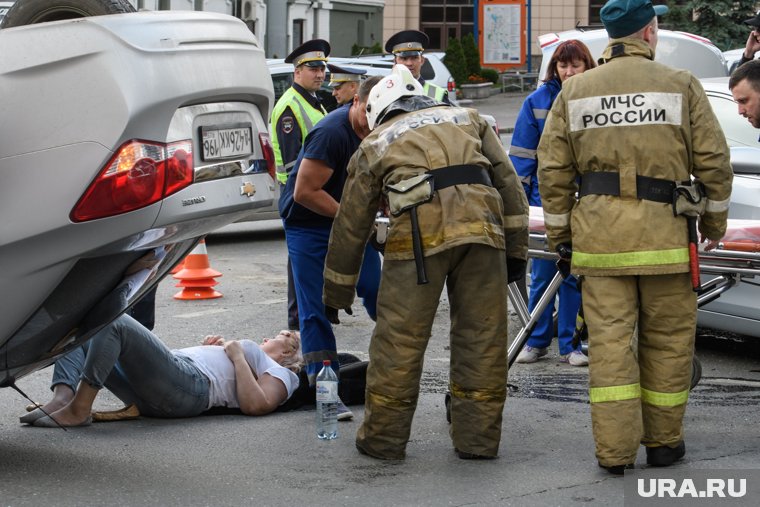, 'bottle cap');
323,360,331,366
